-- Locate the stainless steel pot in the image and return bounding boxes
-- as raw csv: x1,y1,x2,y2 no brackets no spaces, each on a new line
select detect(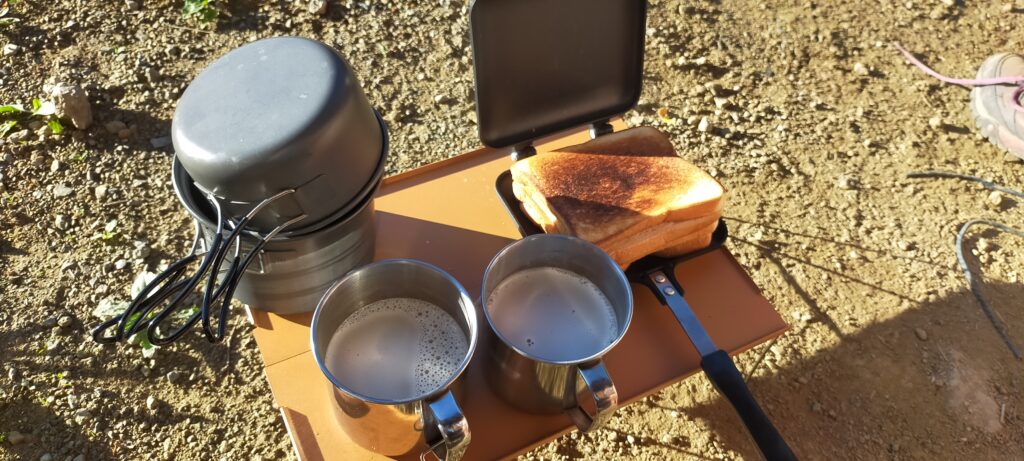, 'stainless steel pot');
172,158,377,314
172,36,384,235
